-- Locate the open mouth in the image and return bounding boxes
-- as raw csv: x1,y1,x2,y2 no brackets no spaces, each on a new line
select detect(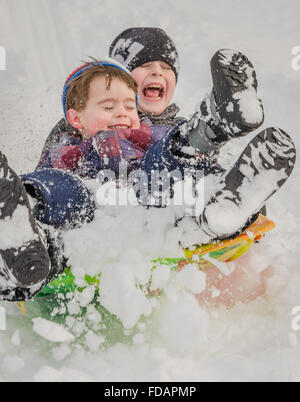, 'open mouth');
142,84,165,100
108,124,130,130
